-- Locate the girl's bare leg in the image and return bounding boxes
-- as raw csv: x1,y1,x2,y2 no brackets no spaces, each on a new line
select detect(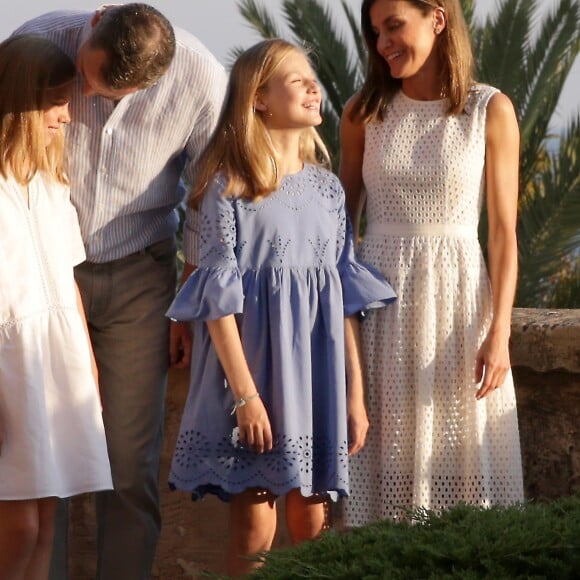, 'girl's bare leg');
0,497,56,580
228,488,277,577
24,497,57,580
285,489,326,545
